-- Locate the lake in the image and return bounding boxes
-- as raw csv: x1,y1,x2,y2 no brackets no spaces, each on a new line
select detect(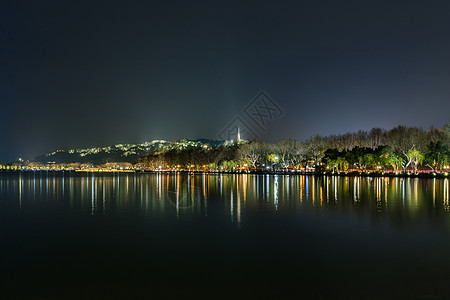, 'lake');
1,172,450,299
